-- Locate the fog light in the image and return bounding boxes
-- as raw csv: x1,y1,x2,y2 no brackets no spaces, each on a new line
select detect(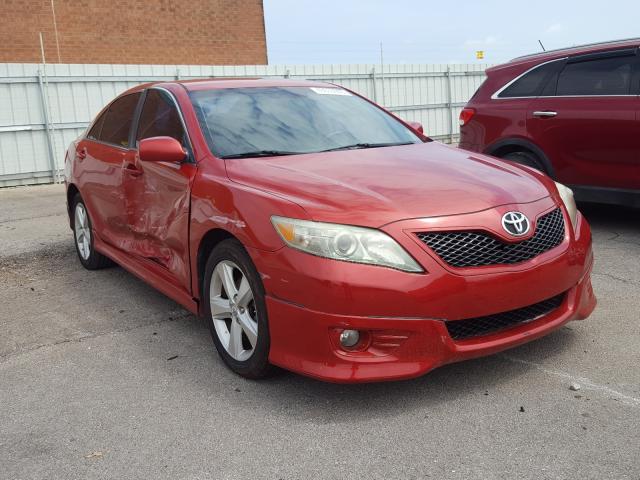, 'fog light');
339,329,360,348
